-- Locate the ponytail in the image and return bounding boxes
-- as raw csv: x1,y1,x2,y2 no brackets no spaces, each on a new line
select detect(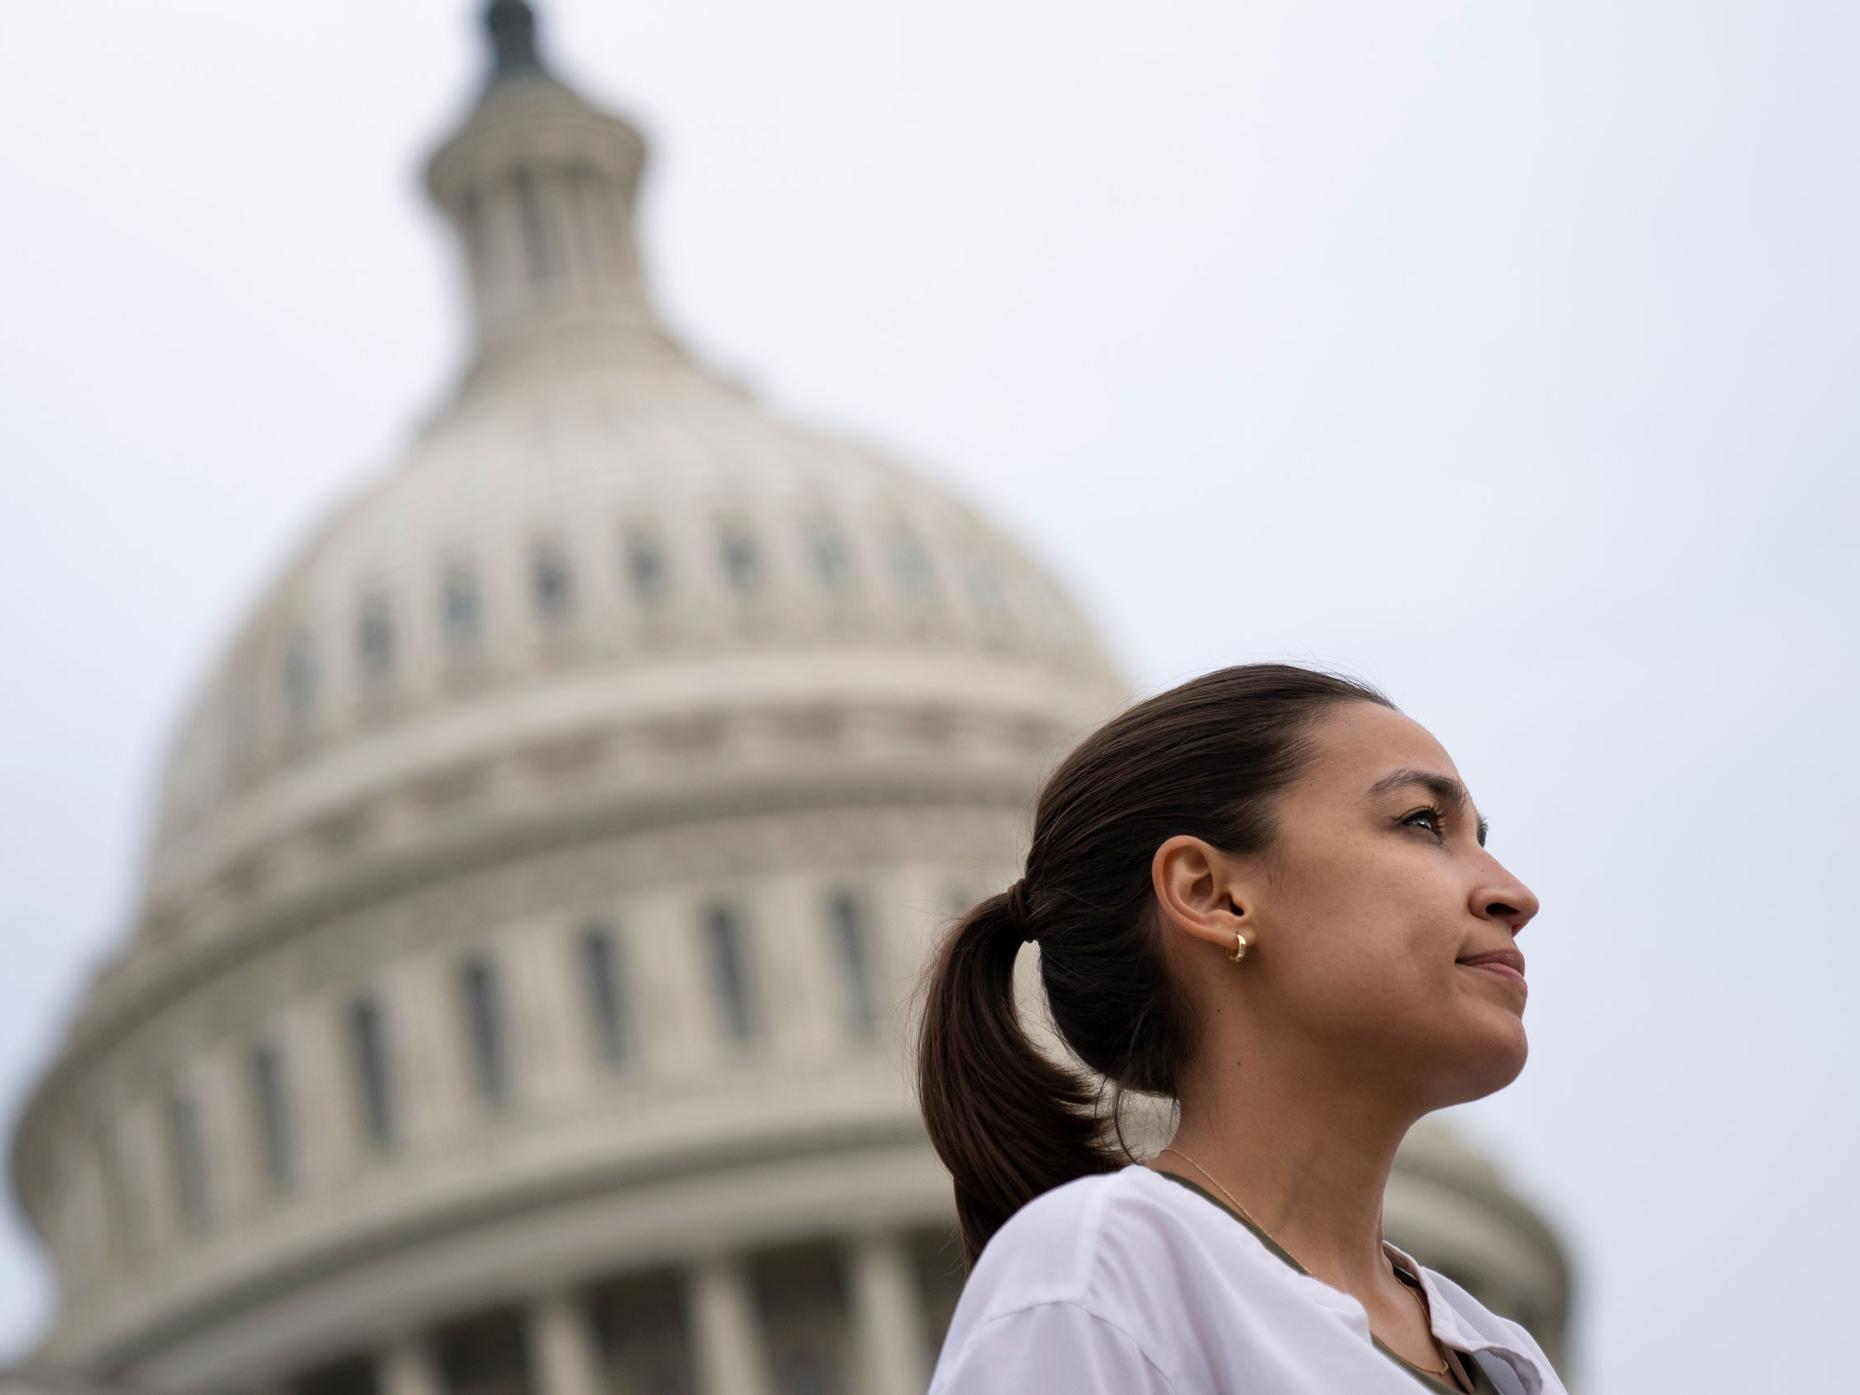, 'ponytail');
912,661,1395,1268
915,888,1123,1269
